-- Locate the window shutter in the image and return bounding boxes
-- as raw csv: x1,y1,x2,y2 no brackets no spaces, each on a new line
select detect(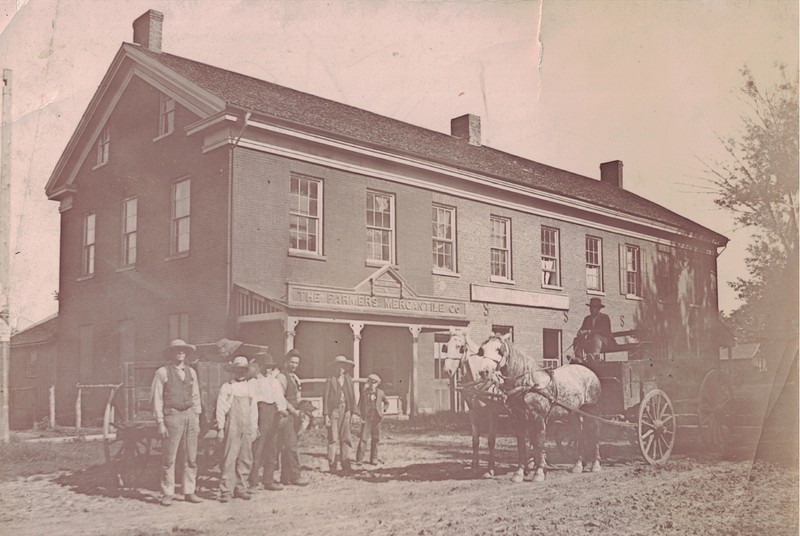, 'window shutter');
619,243,626,295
